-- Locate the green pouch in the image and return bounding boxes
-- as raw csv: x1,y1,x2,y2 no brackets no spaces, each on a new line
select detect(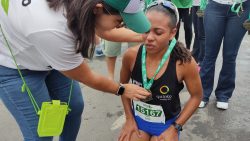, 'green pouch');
37,100,69,137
